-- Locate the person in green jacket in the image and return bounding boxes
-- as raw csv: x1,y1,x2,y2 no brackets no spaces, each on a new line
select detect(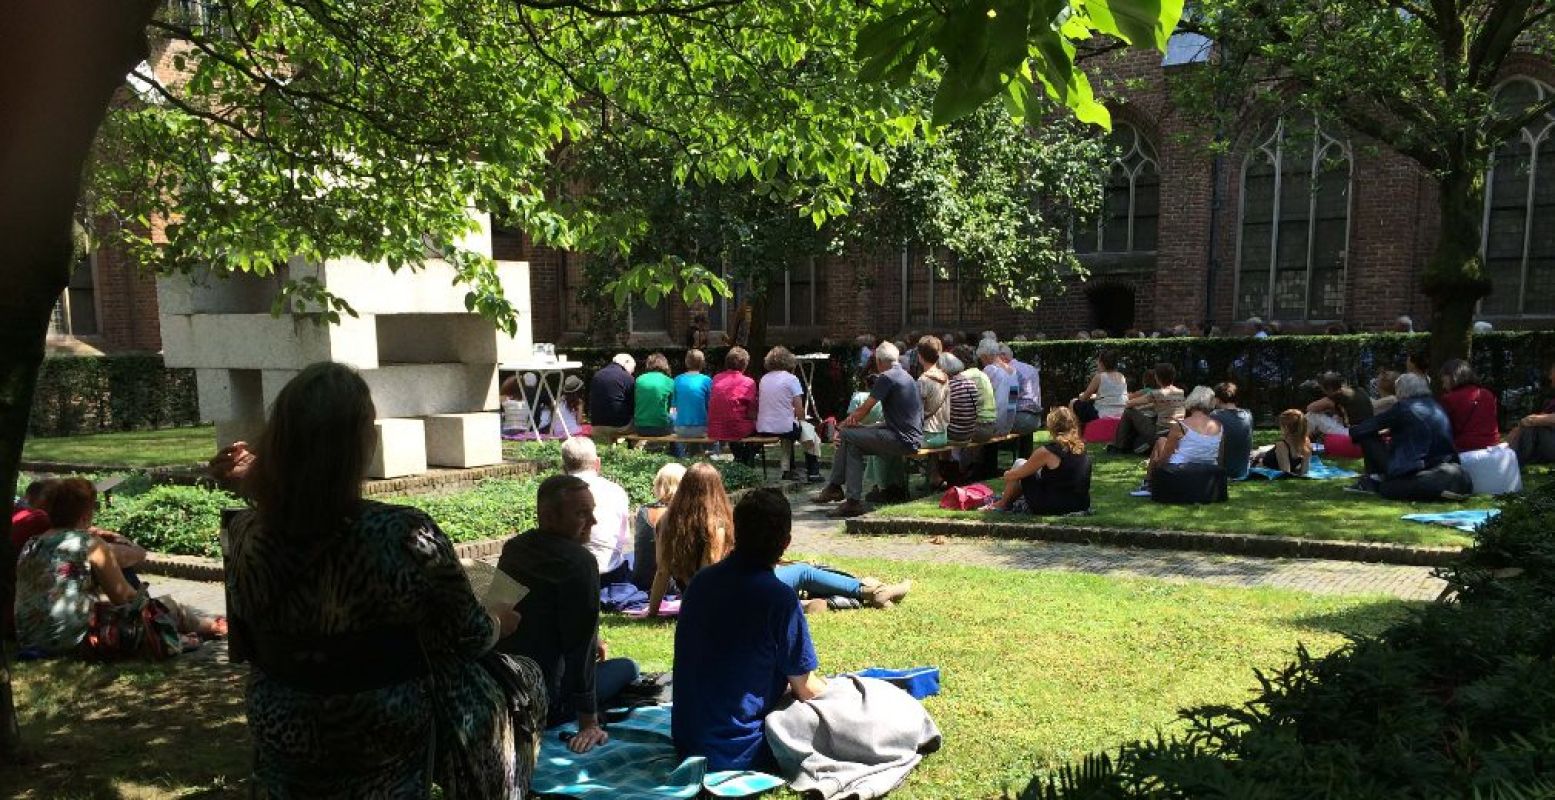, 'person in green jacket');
633,353,675,437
